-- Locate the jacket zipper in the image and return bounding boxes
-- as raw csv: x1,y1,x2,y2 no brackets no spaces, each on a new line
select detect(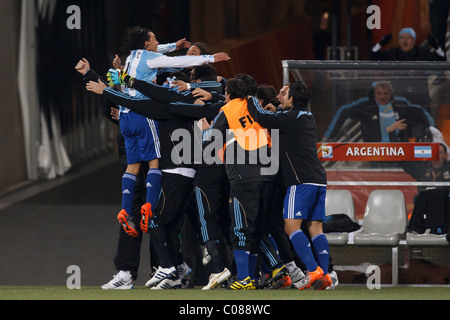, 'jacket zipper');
286,152,300,184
